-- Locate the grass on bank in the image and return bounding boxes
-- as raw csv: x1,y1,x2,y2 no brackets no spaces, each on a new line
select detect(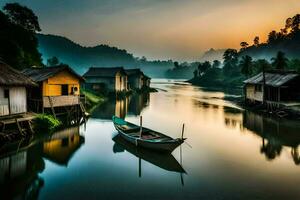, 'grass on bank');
81,89,107,110
33,114,61,134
